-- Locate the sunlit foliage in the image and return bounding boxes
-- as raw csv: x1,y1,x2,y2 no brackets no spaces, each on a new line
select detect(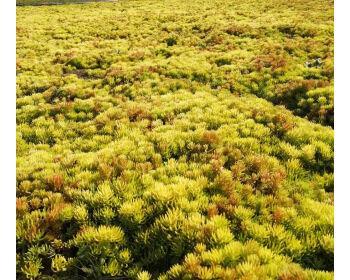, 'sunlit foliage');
17,0,333,279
